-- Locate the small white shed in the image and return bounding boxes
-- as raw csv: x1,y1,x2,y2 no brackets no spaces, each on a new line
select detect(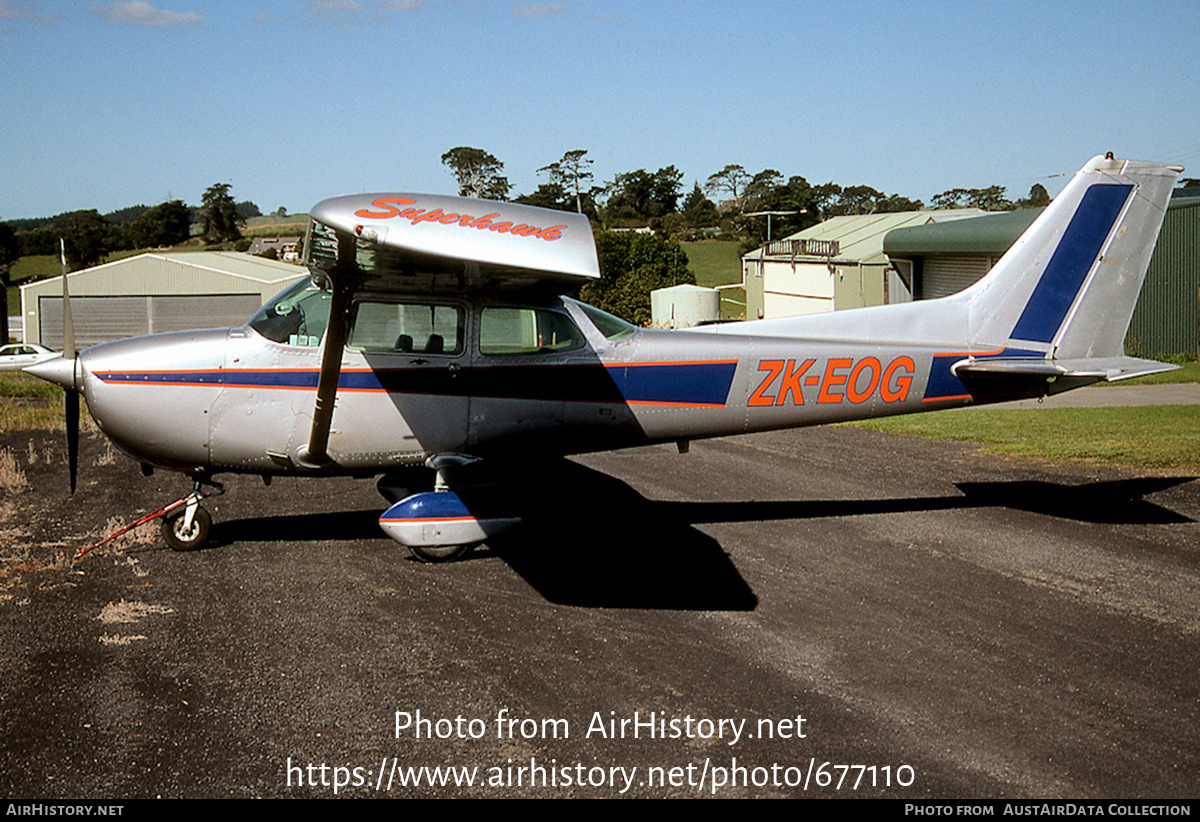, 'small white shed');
650,284,721,329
